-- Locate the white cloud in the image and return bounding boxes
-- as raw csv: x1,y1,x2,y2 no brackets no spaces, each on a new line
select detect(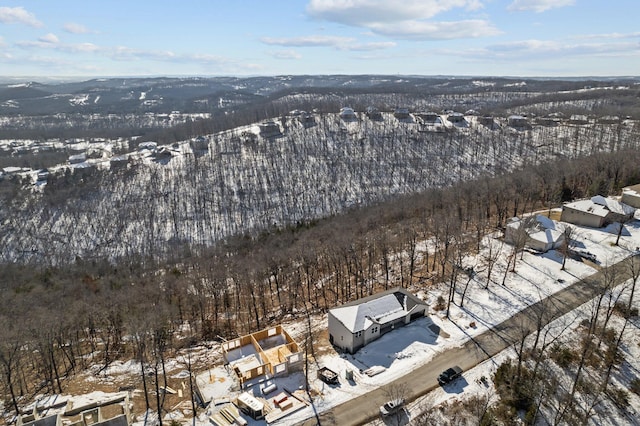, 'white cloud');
261,35,397,51
370,19,500,40
16,40,51,49
306,1,496,41
63,22,92,34
0,6,43,27
261,35,355,47
38,33,59,44
67,43,101,53
507,0,575,13
16,39,109,55
340,41,397,51
10,34,259,74
573,32,640,40
268,50,303,60
442,38,640,61
307,0,483,25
